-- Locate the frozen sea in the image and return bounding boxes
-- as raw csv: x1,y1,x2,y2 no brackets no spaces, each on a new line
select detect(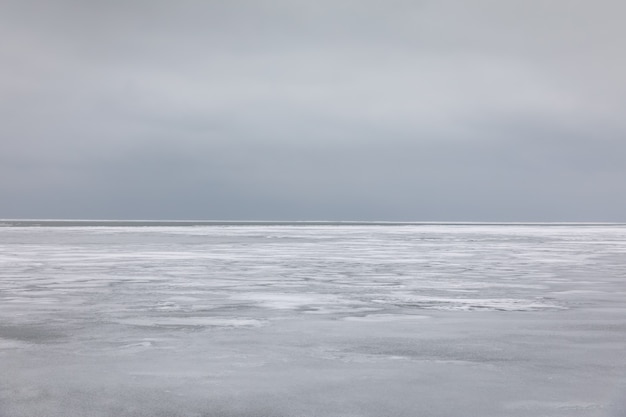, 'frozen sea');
1,222,626,417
